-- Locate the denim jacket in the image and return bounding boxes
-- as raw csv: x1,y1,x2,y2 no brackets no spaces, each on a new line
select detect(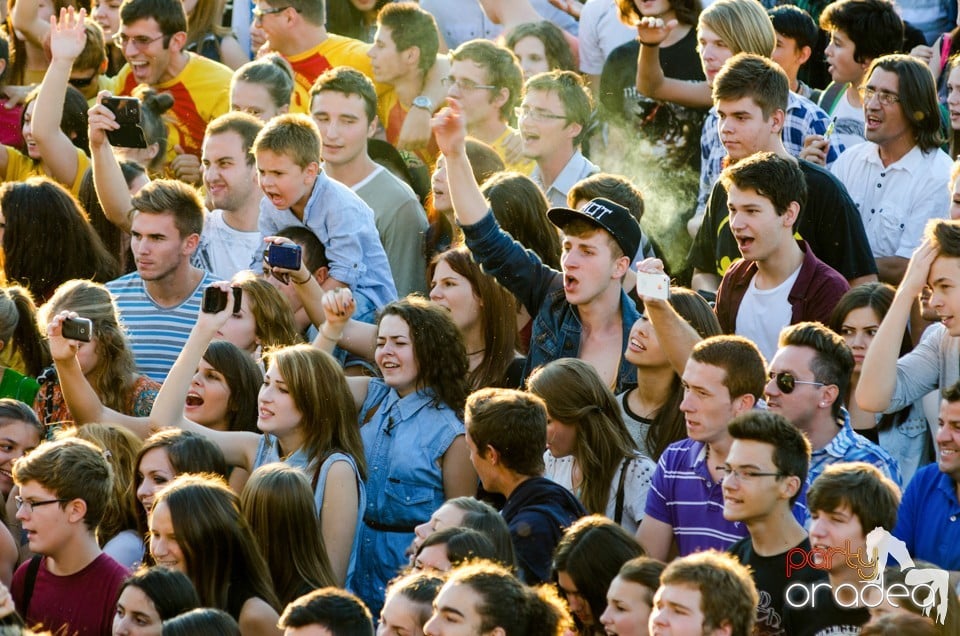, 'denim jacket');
461,211,639,392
